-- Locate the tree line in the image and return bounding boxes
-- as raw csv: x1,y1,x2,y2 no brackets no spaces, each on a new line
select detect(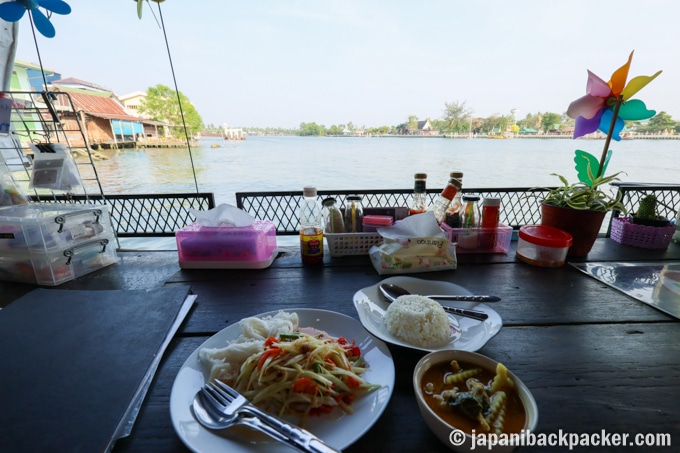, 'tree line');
138,87,678,138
